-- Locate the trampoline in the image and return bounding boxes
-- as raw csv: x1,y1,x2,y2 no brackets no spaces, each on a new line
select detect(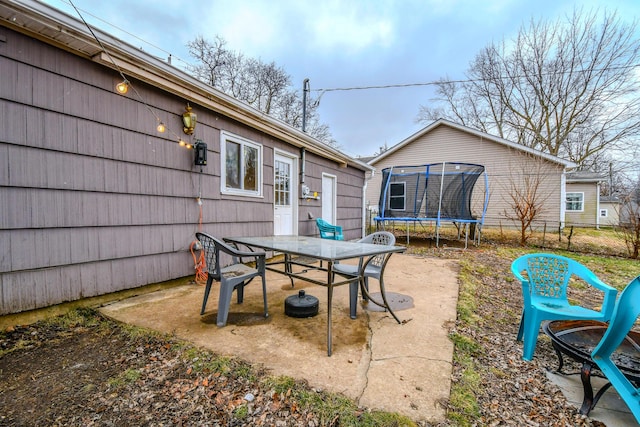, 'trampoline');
374,162,489,247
